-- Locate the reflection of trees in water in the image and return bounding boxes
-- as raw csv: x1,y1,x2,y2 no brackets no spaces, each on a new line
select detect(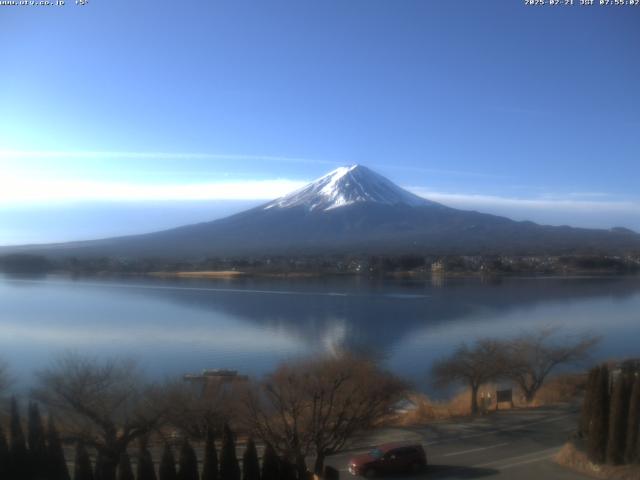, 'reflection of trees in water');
113,276,640,354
